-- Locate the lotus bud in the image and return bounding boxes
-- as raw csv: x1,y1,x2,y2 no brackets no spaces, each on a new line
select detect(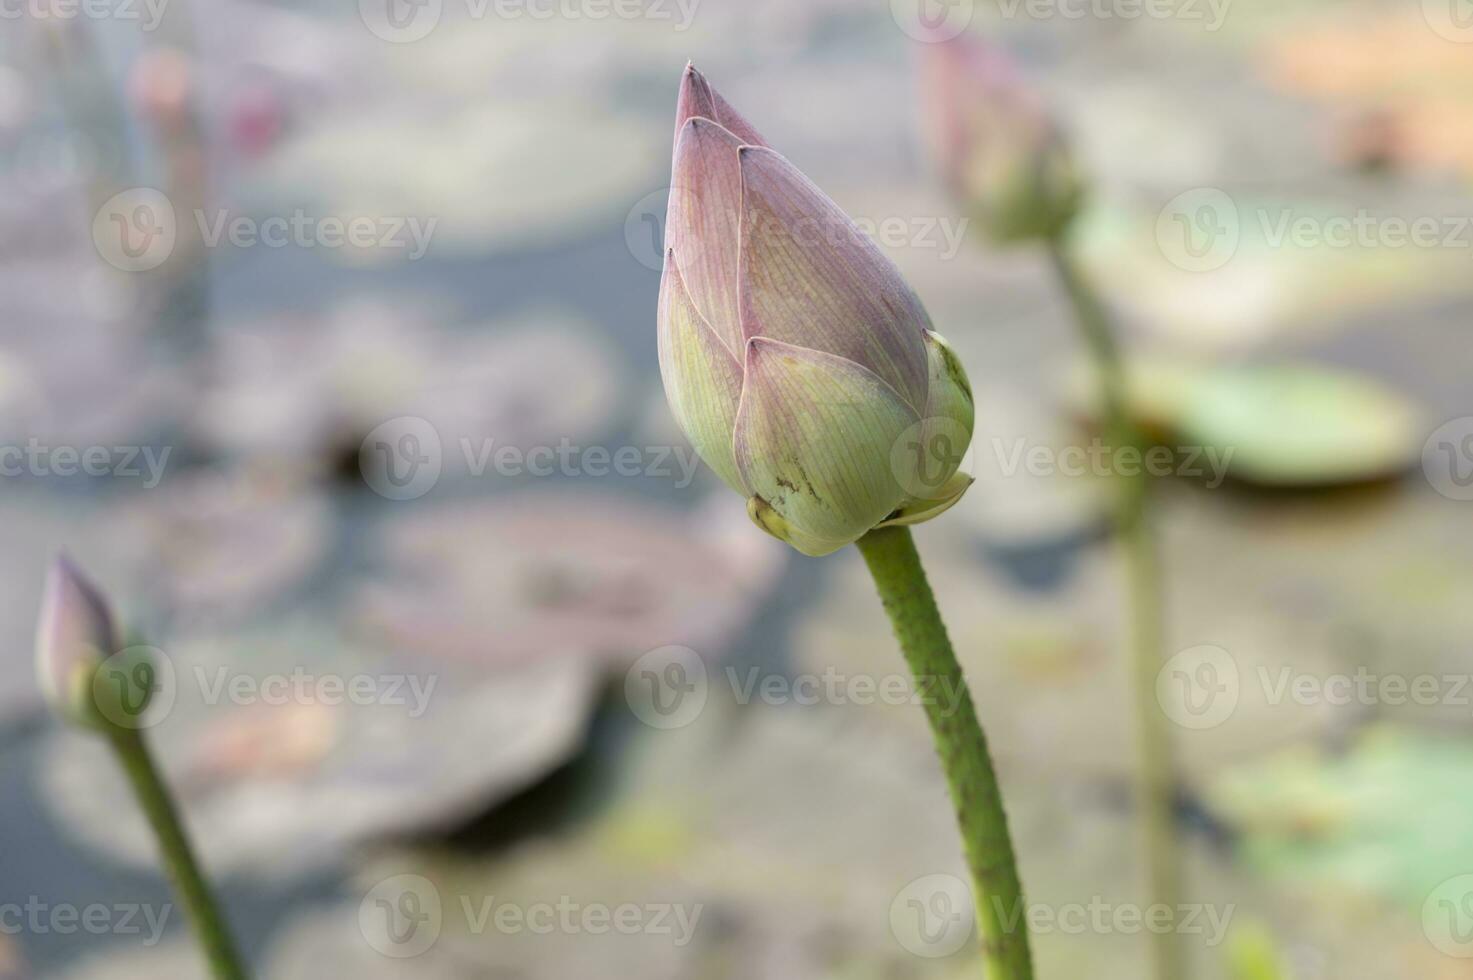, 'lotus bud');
919,32,1084,243
659,65,975,557
35,556,144,729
